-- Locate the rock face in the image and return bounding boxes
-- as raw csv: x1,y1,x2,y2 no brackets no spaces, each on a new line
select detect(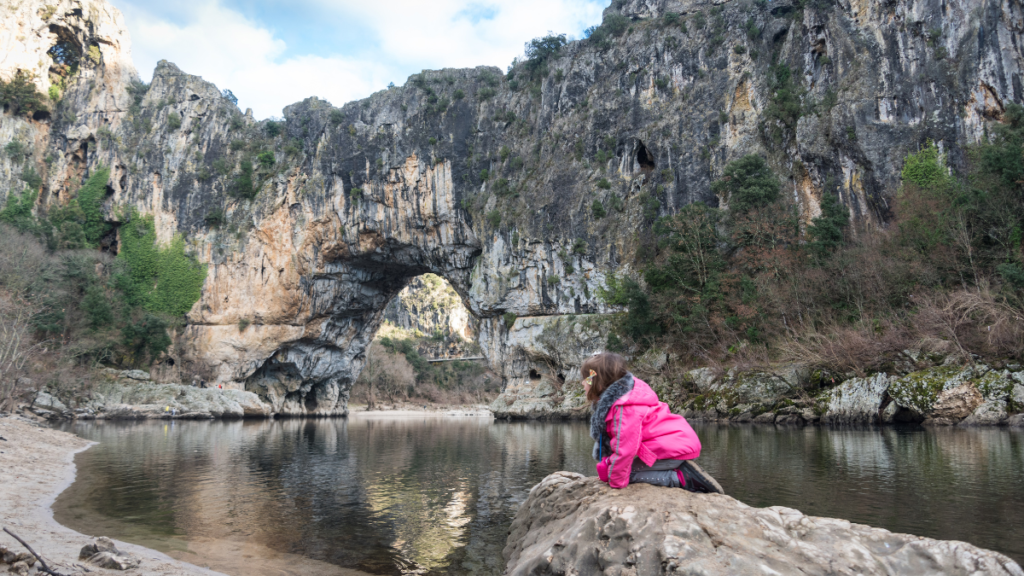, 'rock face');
820,374,891,425
504,472,1024,576
30,370,272,419
3,0,1024,415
